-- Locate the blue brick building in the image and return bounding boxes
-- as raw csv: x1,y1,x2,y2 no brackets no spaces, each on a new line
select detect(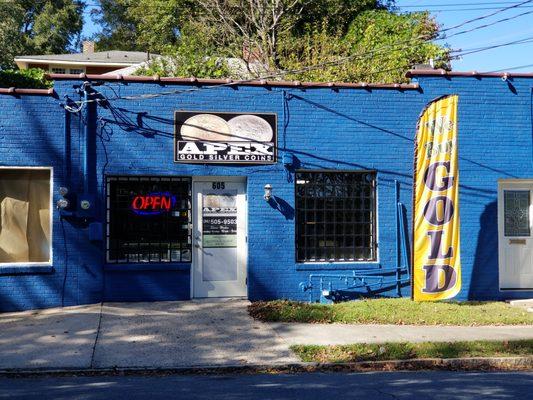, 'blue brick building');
0,69,532,311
